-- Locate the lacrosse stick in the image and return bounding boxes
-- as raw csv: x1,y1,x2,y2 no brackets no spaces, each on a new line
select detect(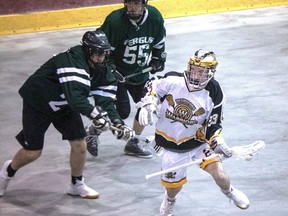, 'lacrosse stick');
145,154,219,180
145,140,265,180
113,67,153,84
230,140,265,161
